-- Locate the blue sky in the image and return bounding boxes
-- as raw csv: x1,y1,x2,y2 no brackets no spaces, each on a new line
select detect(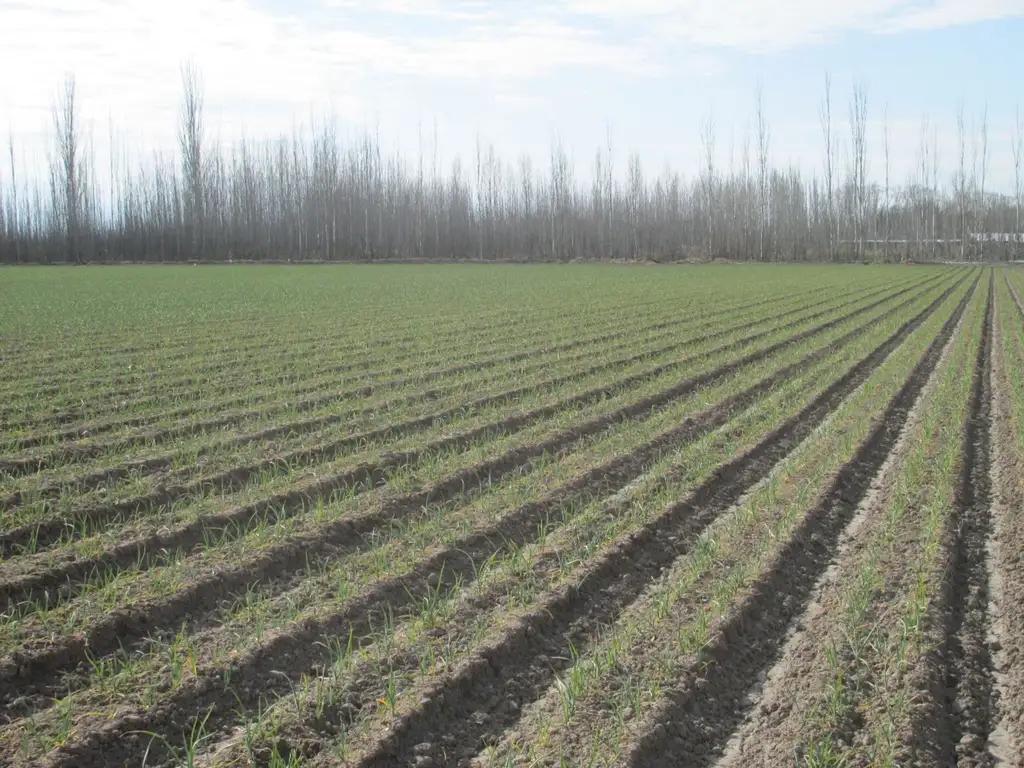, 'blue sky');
2,0,1023,190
